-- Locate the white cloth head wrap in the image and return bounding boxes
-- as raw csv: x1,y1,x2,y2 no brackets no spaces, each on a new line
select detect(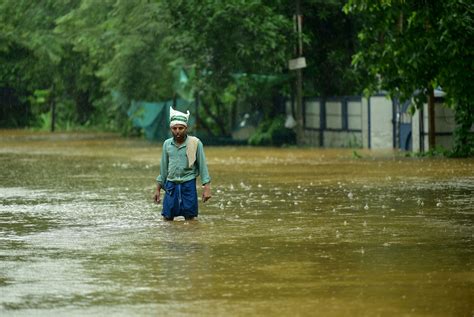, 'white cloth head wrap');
169,107,190,127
